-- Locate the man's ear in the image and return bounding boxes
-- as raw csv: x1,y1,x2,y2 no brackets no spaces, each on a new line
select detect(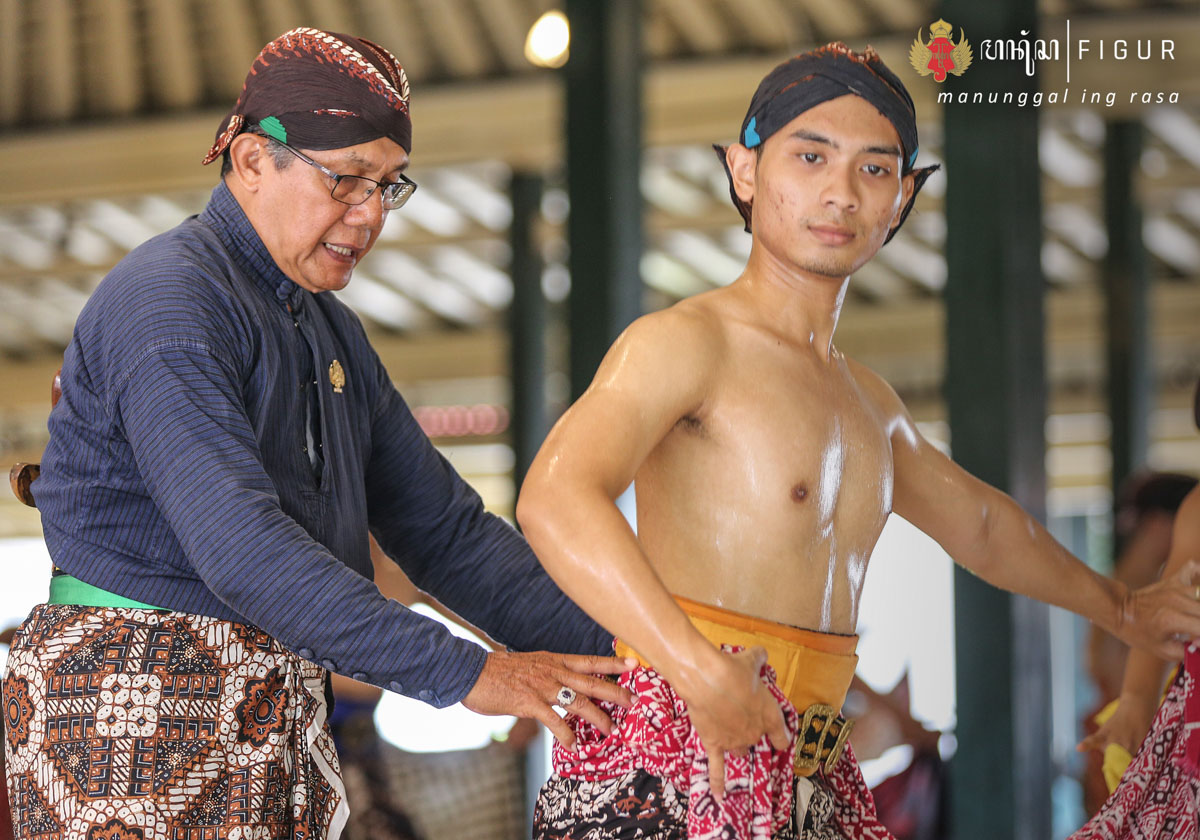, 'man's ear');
888,171,917,234
726,142,758,206
227,134,268,193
